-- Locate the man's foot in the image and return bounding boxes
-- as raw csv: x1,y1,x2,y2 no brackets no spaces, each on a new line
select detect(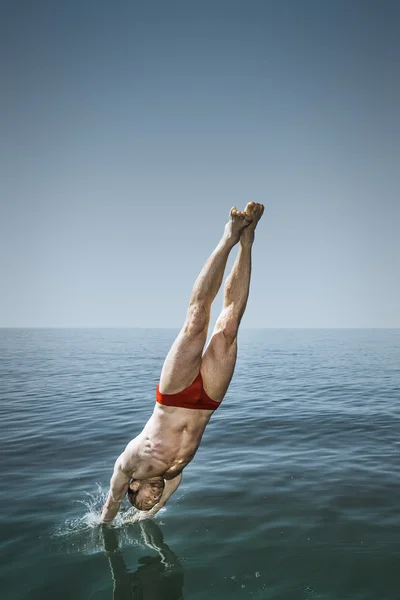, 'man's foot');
241,202,264,244
224,206,253,243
